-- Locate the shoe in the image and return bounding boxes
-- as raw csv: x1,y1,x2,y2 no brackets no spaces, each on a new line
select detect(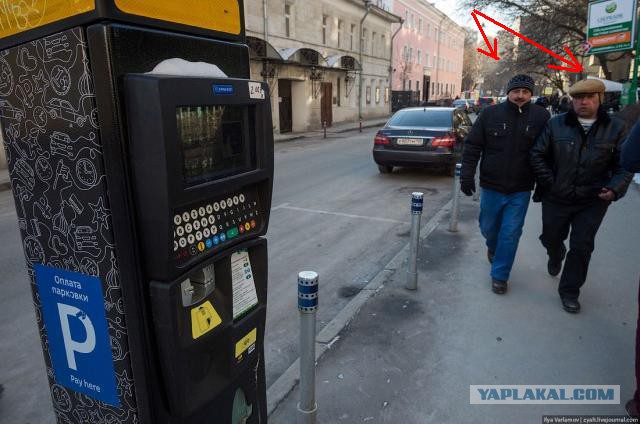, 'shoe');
491,278,508,294
487,249,495,264
547,245,567,276
626,399,640,418
561,297,580,313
